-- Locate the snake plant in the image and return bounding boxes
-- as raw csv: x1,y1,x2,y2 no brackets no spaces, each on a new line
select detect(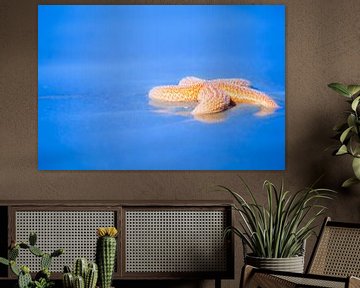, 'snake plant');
221,179,335,258
328,83,360,187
